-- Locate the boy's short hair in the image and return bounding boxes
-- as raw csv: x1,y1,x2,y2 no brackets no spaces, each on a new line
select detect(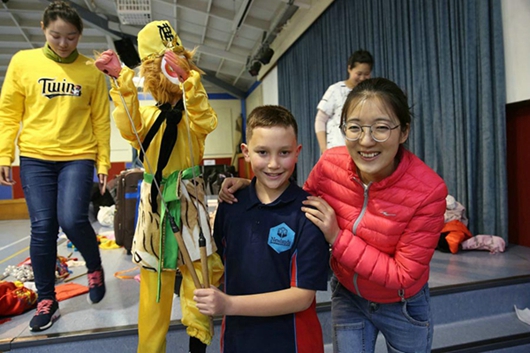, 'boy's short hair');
246,105,298,141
